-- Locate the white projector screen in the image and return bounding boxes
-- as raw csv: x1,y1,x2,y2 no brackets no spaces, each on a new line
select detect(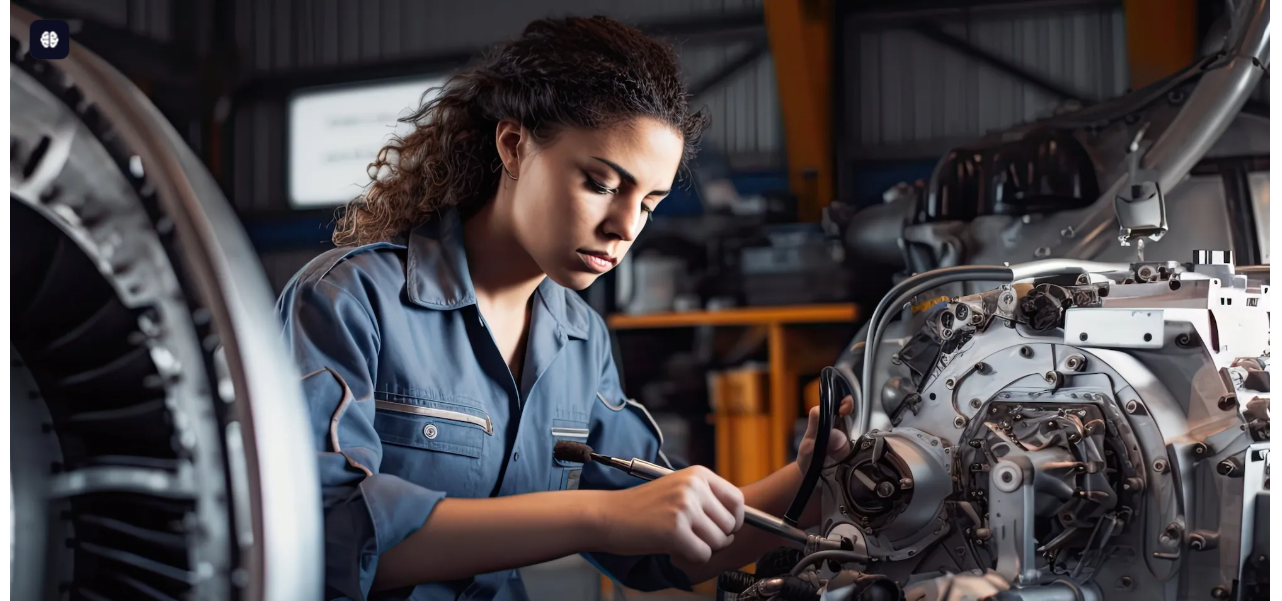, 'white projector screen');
288,76,448,208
